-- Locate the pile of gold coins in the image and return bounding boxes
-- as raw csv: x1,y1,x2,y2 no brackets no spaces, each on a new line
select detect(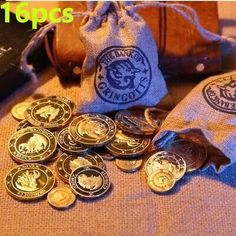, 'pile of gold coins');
5,96,207,209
